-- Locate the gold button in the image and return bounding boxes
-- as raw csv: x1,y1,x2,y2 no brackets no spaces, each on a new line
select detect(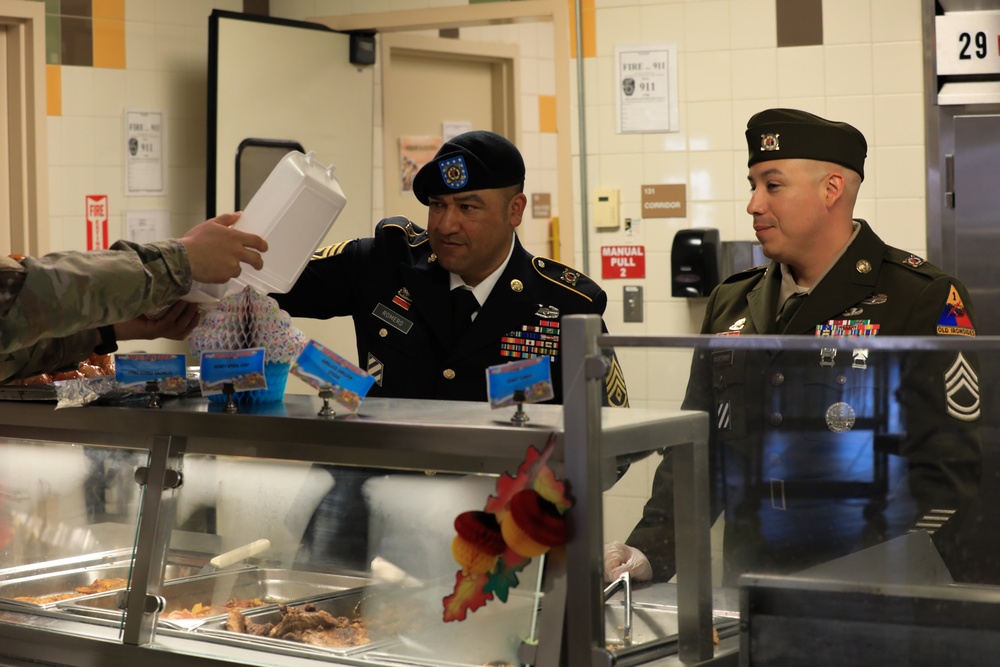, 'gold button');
771,373,784,386
428,253,437,263
538,259,546,268
511,279,524,292
379,328,388,338
443,369,456,380
856,259,872,274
